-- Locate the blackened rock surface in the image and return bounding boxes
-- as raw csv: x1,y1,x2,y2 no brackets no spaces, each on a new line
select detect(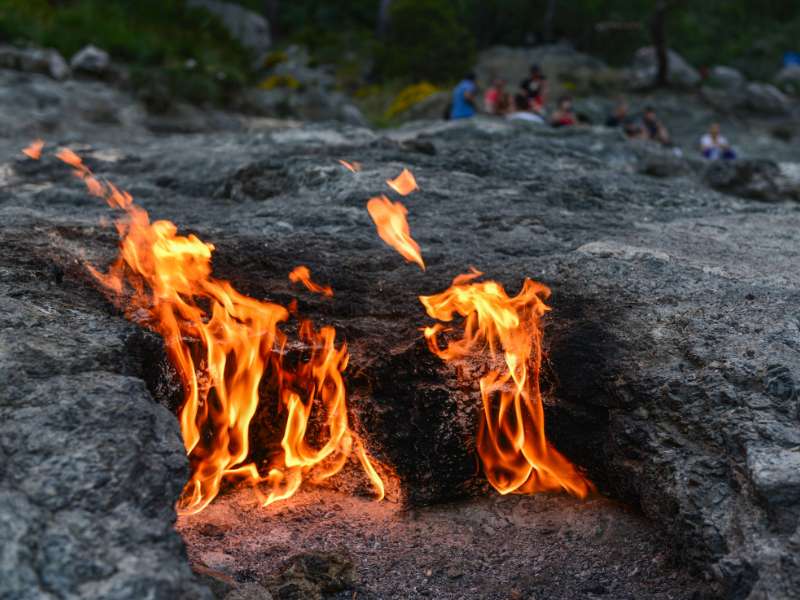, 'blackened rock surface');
2,111,800,599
